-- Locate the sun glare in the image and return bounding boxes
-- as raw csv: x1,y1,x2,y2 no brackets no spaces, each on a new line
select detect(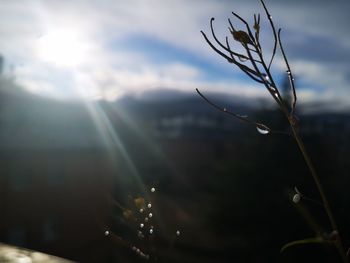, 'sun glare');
37,29,88,67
